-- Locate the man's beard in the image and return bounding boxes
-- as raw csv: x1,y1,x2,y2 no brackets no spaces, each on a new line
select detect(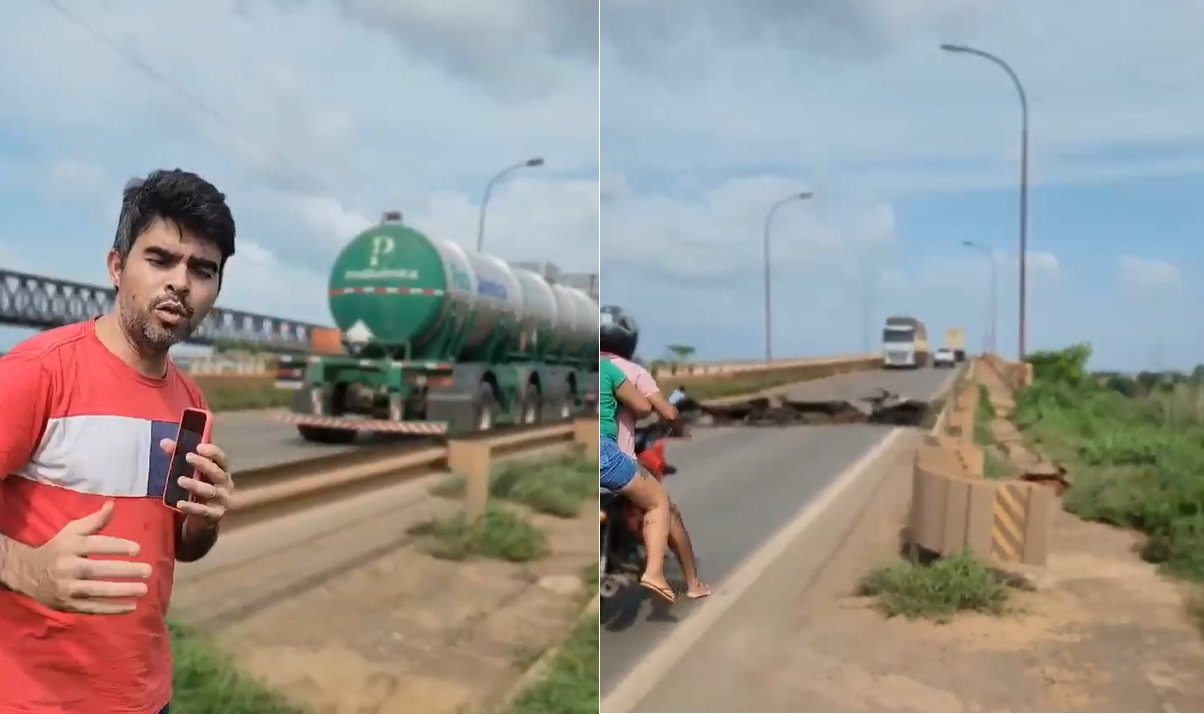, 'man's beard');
117,294,195,355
